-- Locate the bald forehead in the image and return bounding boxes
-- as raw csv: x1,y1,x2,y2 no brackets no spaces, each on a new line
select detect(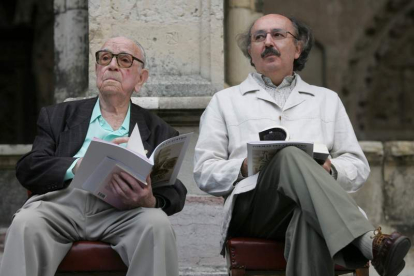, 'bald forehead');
252,14,295,33
101,37,142,58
